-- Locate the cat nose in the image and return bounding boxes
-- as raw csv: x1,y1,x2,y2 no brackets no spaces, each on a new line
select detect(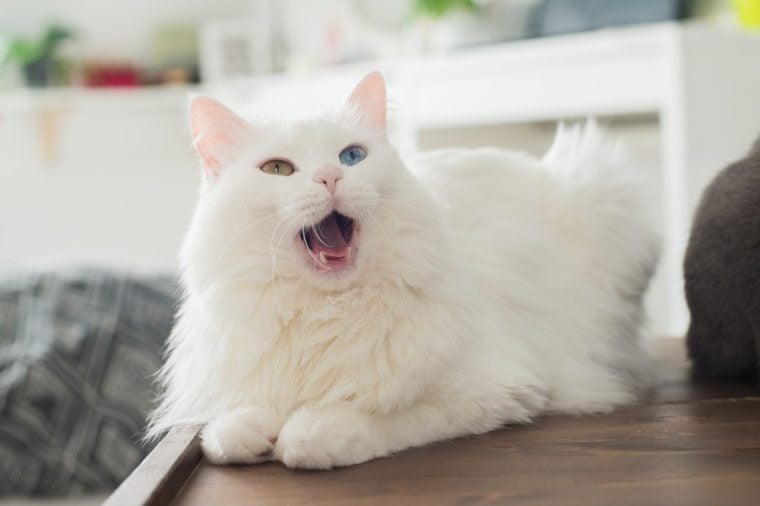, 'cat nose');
313,166,344,195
